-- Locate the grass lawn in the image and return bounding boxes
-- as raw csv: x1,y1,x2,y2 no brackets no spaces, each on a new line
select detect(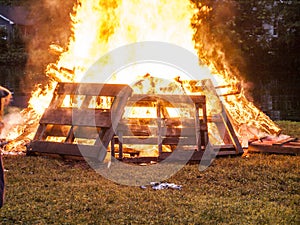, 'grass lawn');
0,121,299,224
